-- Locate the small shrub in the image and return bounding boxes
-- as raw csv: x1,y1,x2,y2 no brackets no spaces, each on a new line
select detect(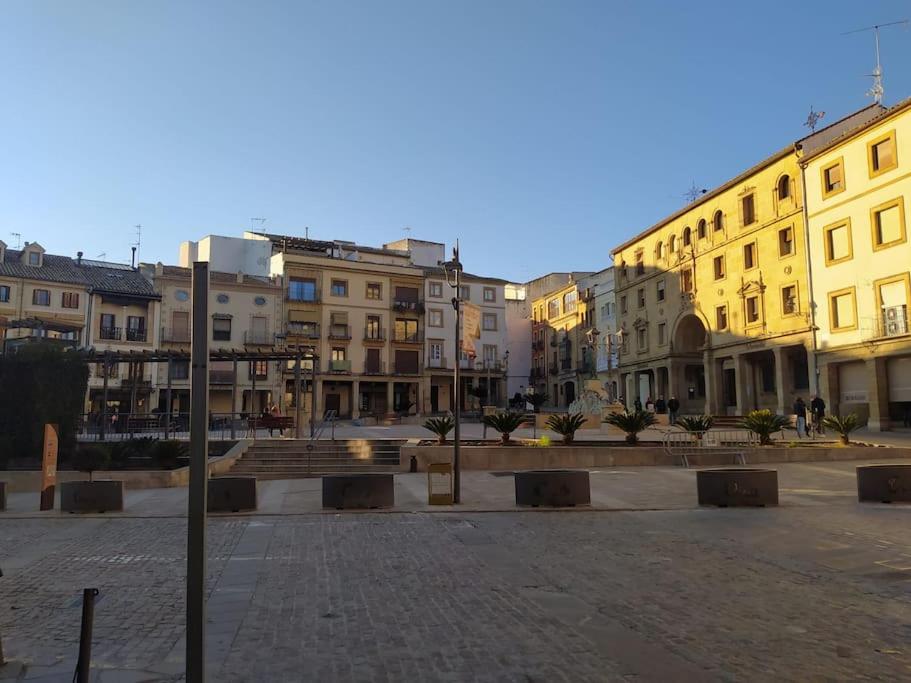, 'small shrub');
74,447,110,481
822,414,863,445
482,412,529,445
153,441,188,469
546,413,587,445
523,393,548,414
423,416,455,445
603,409,658,445
739,410,790,445
676,415,714,434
